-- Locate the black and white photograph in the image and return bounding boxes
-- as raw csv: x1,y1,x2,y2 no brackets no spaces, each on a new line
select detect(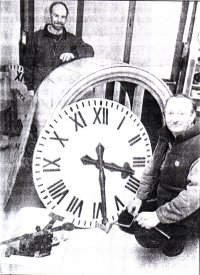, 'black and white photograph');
0,1,199,274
